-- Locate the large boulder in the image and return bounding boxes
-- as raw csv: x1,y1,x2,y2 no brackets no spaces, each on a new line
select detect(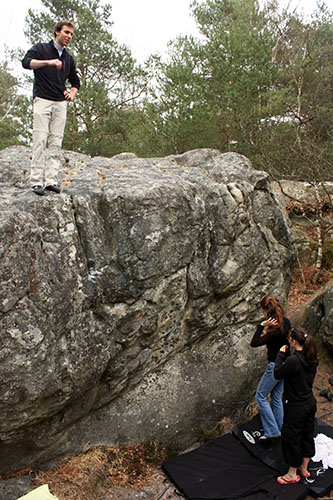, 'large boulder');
0,146,295,473
291,281,333,352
